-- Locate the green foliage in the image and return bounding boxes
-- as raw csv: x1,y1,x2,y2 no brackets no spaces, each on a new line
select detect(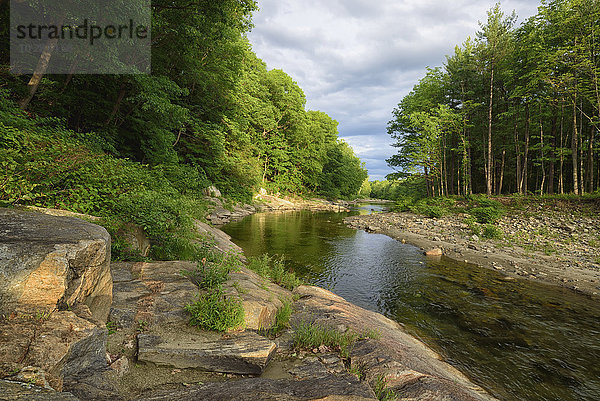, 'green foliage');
319,142,368,200
2,0,367,208
247,254,302,290
390,197,414,212
469,206,504,224
408,197,456,218
292,321,379,359
292,321,358,358
386,1,600,197
411,204,446,218
482,225,503,240
106,321,117,335
183,253,242,290
0,94,219,261
270,300,293,335
373,375,398,401
465,216,482,236
348,364,367,380
185,288,245,332
466,195,503,209
370,178,427,201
